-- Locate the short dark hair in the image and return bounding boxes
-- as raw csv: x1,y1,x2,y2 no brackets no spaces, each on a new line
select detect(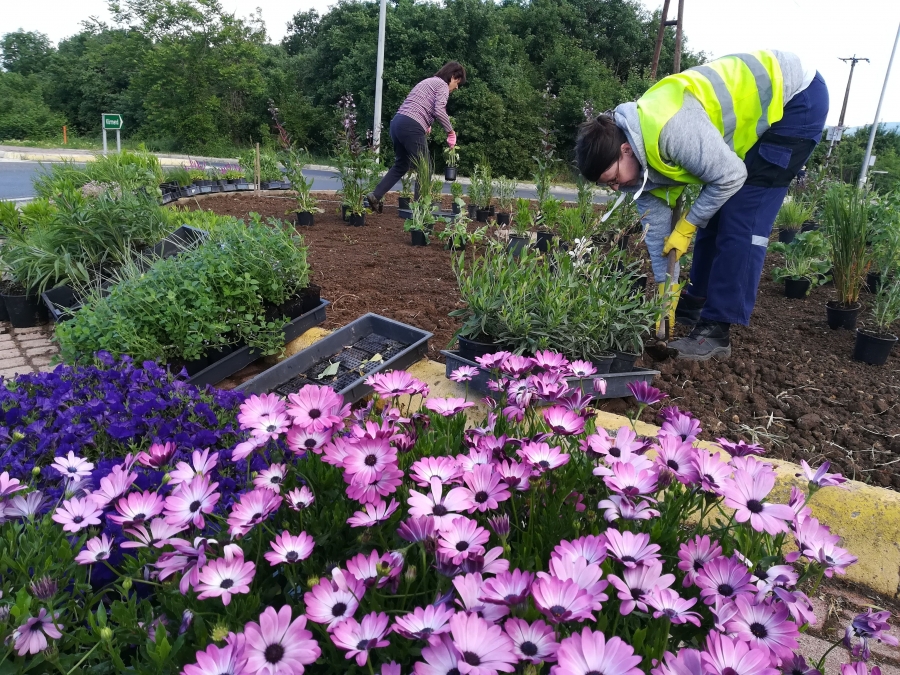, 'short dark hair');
575,115,627,183
434,61,467,85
